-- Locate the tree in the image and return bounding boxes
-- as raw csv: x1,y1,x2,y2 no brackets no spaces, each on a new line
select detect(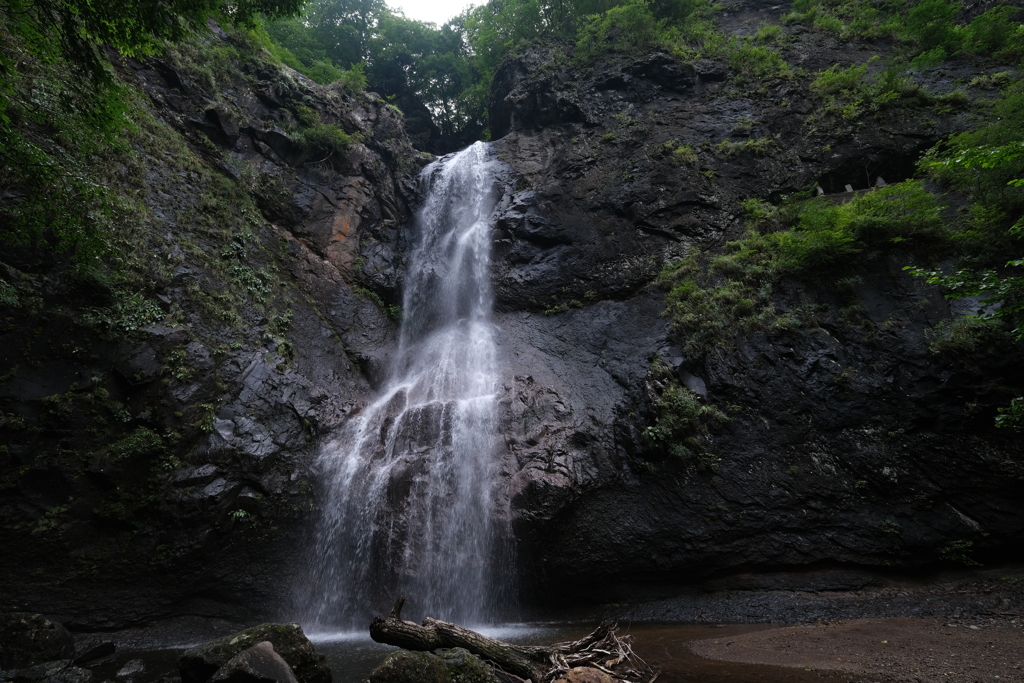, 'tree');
908,83,1024,430
1,0,304,83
